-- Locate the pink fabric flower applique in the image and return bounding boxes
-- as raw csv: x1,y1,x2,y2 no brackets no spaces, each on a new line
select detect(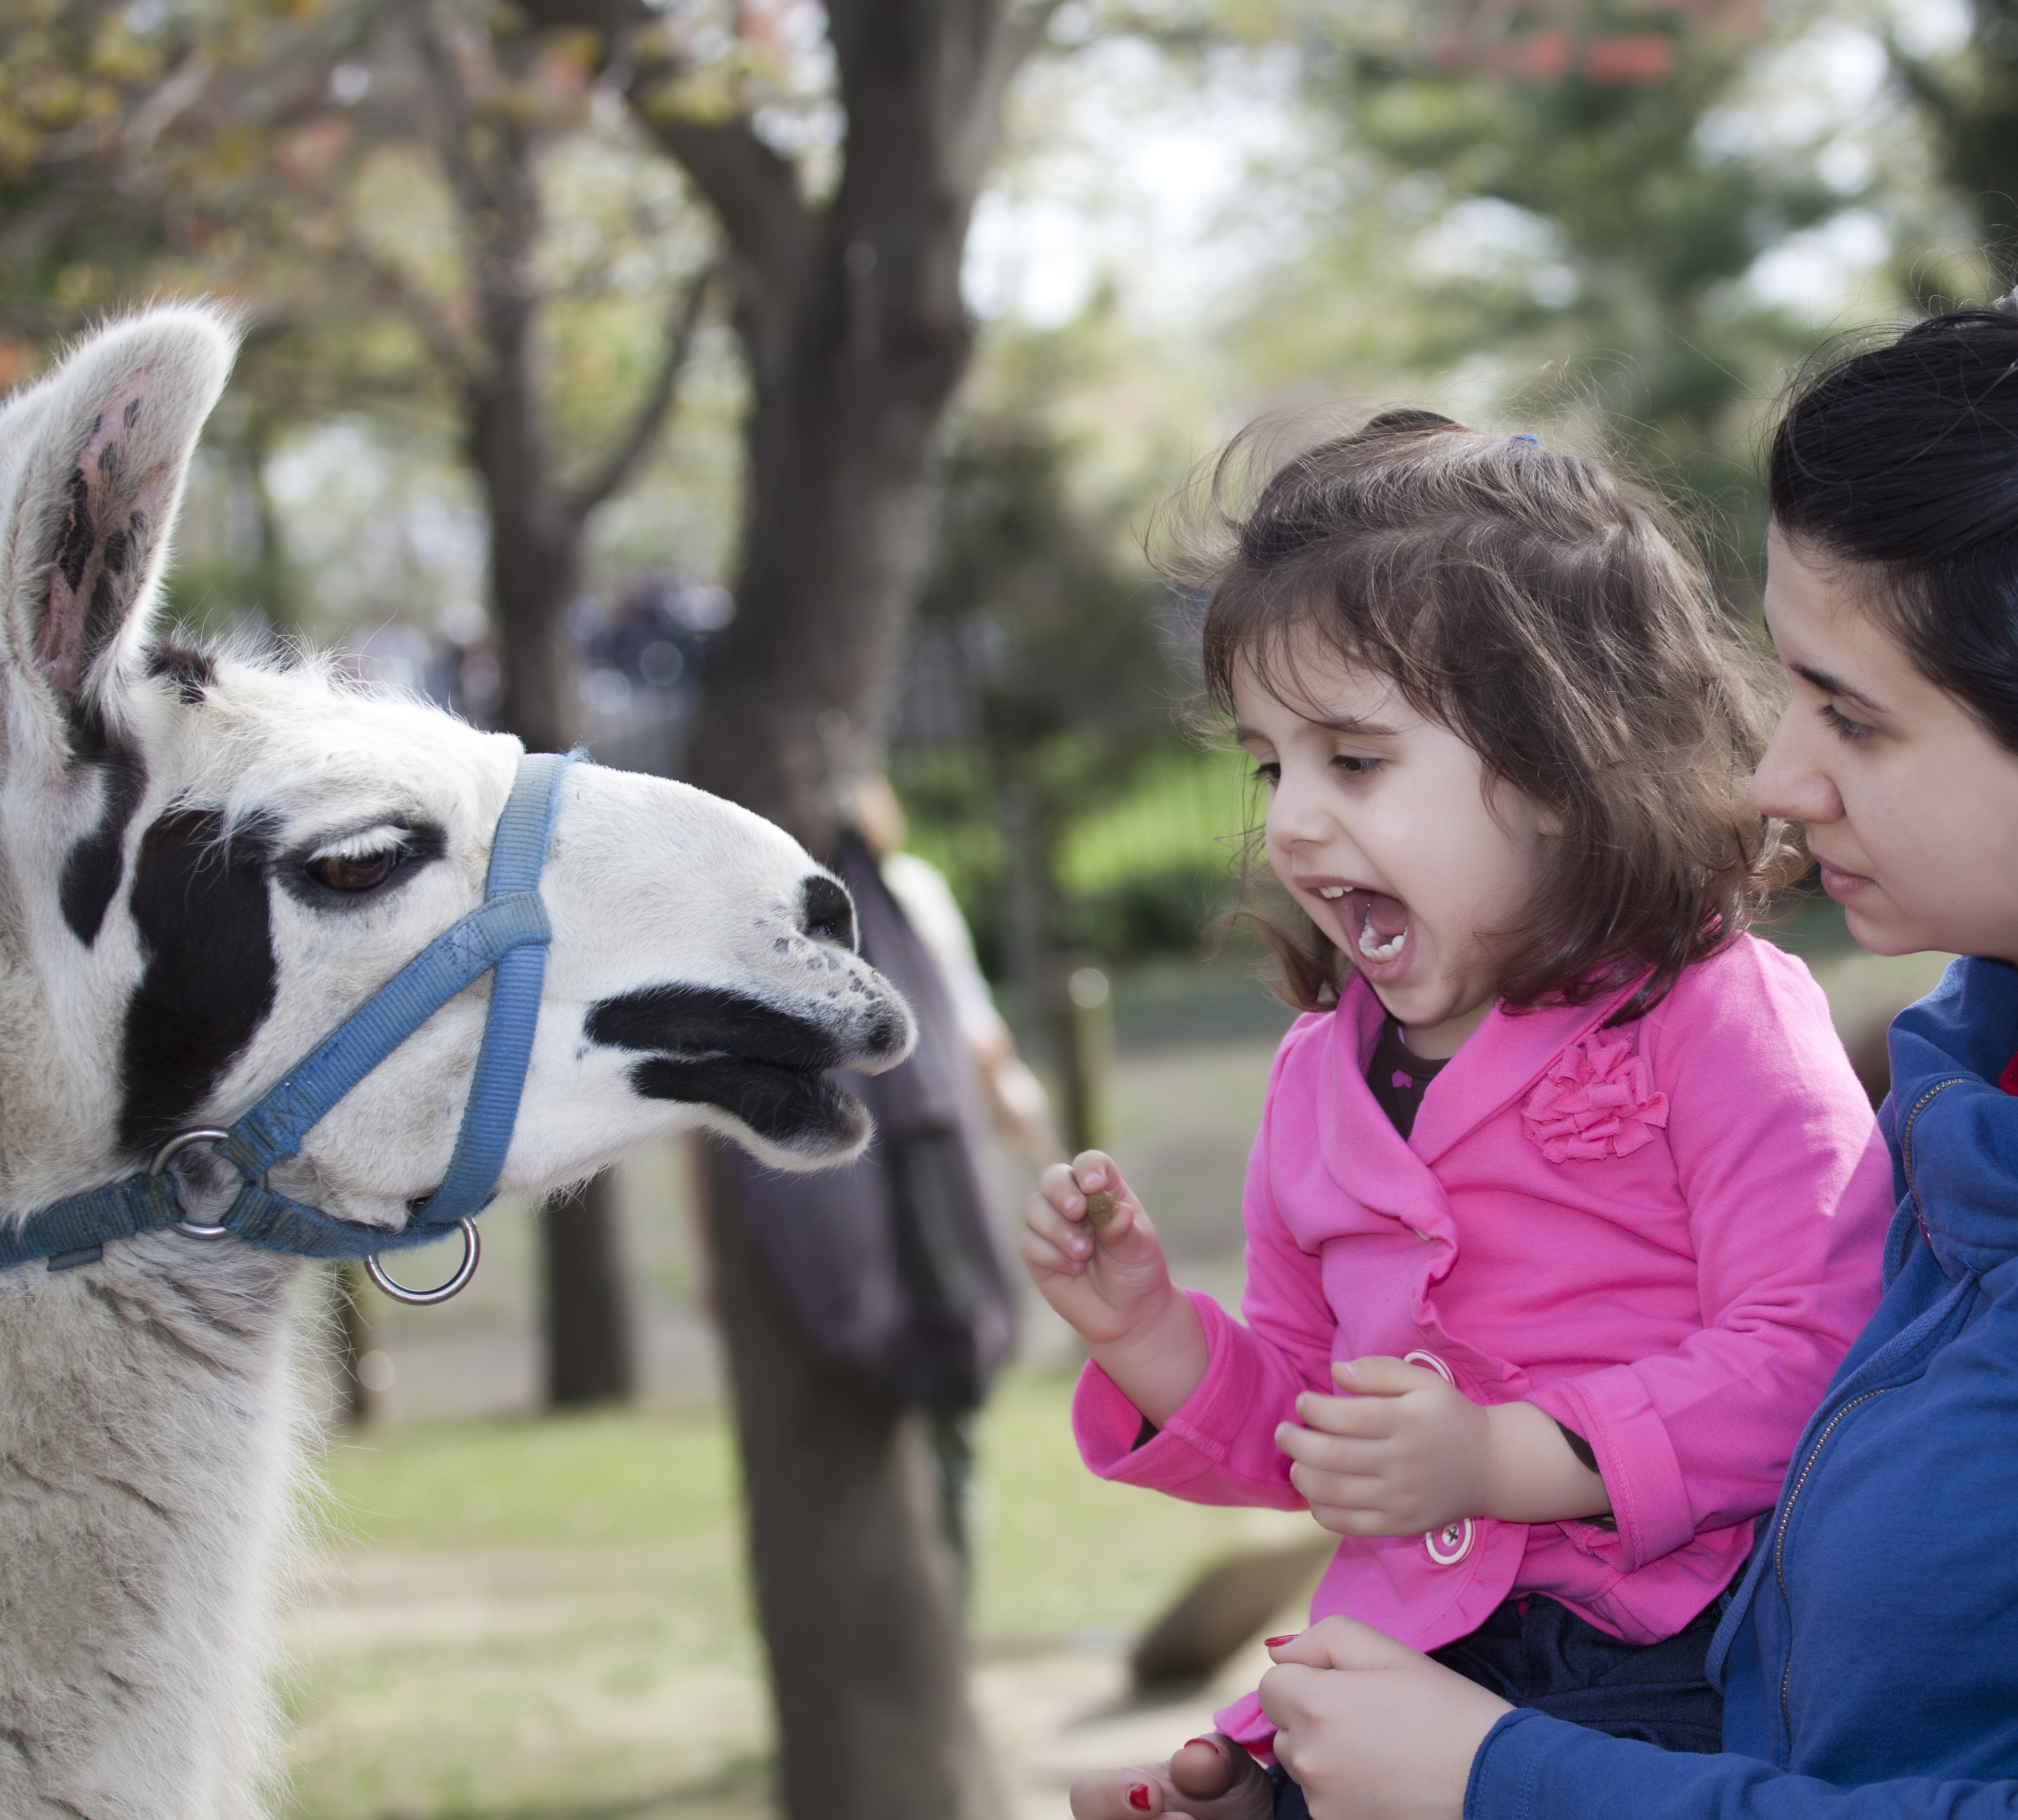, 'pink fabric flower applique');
1523,1031,1669,1163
